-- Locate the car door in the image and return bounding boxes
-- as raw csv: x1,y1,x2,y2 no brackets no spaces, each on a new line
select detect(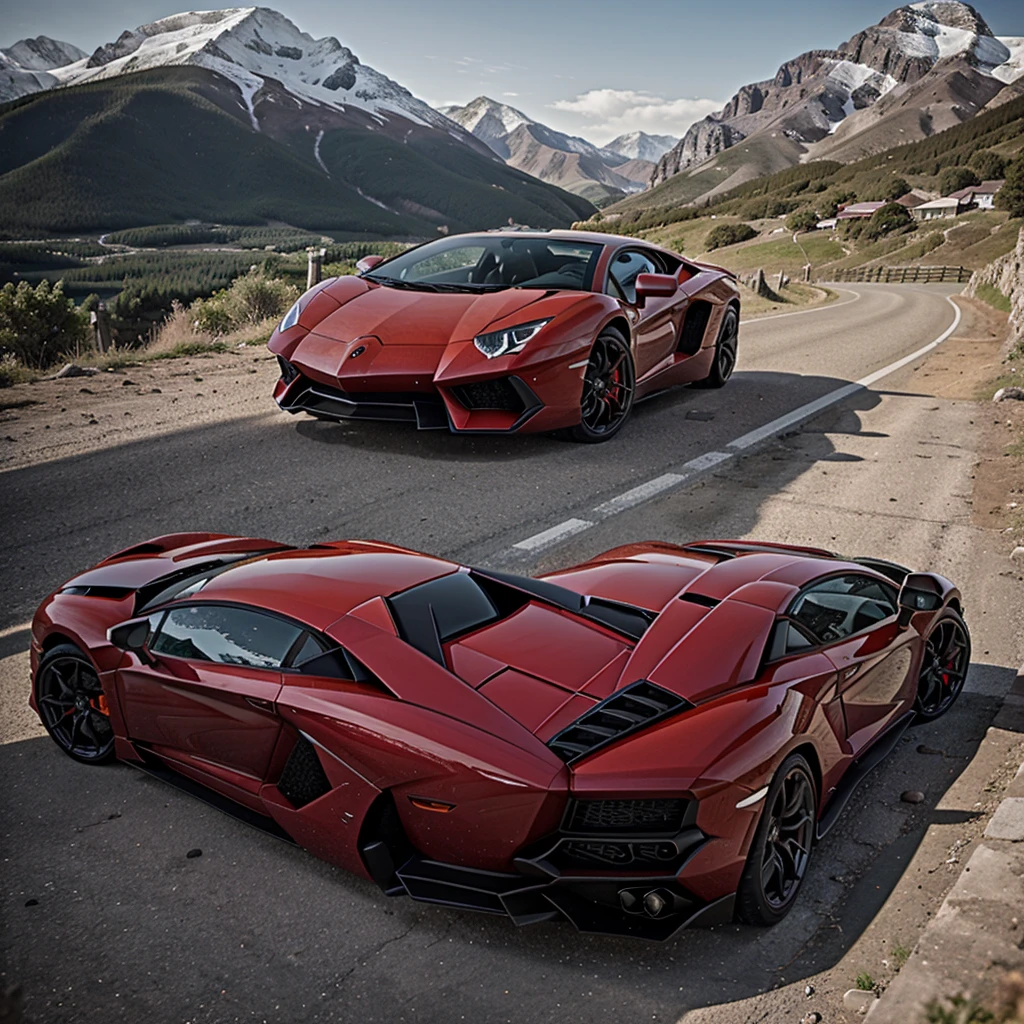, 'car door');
787,574,914,756
117,603,302,795
607,248,685,380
